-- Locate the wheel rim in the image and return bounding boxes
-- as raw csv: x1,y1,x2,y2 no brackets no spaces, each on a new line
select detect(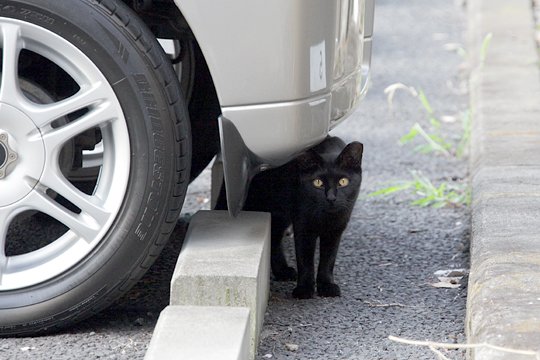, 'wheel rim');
0,18,130,290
